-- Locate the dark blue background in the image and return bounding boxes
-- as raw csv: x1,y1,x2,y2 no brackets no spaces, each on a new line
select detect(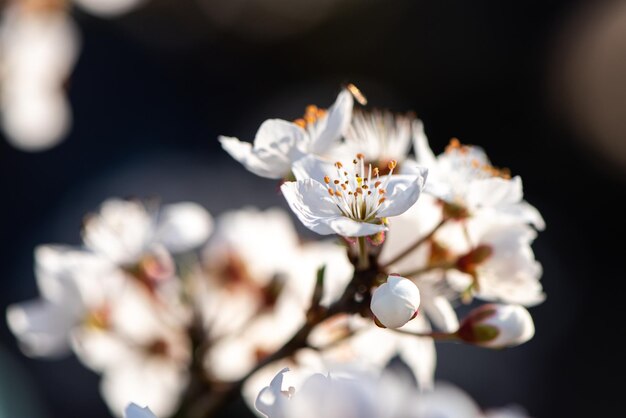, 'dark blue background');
1,1,623,417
